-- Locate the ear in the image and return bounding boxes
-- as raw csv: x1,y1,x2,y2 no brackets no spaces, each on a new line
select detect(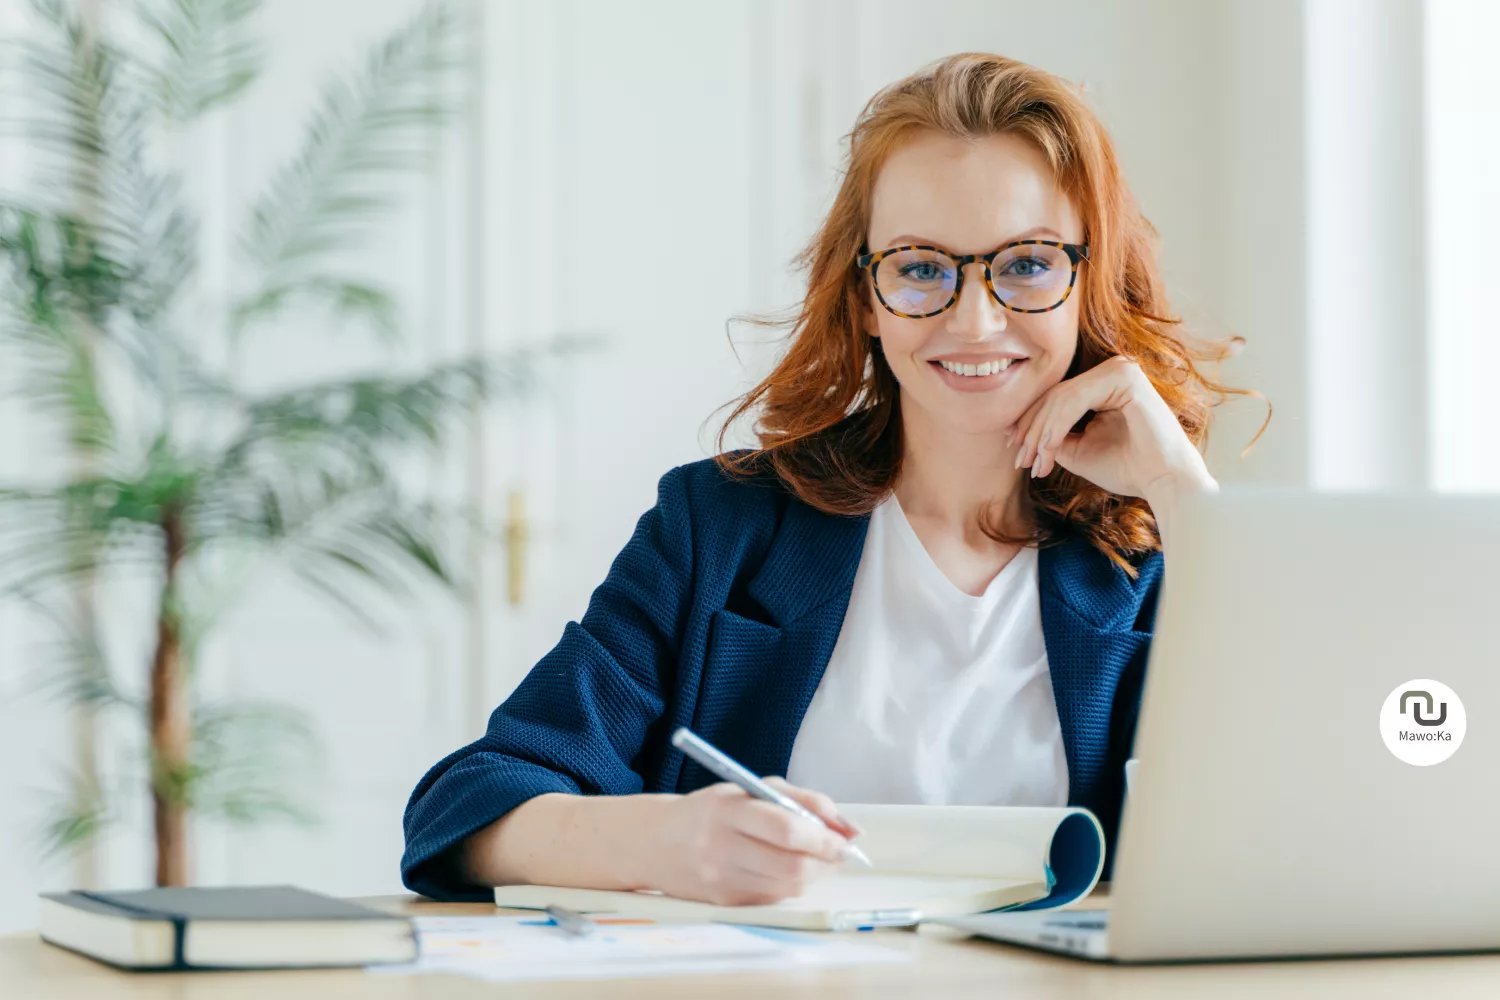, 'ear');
858,284,881,340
